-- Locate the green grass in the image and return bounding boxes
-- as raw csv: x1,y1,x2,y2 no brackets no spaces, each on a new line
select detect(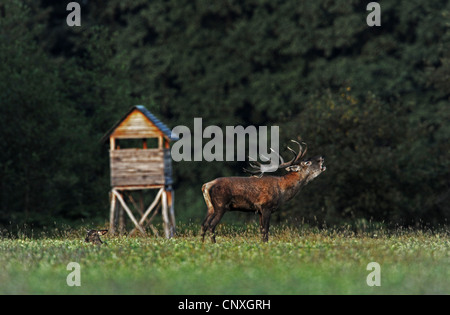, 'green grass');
0,224,449,294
